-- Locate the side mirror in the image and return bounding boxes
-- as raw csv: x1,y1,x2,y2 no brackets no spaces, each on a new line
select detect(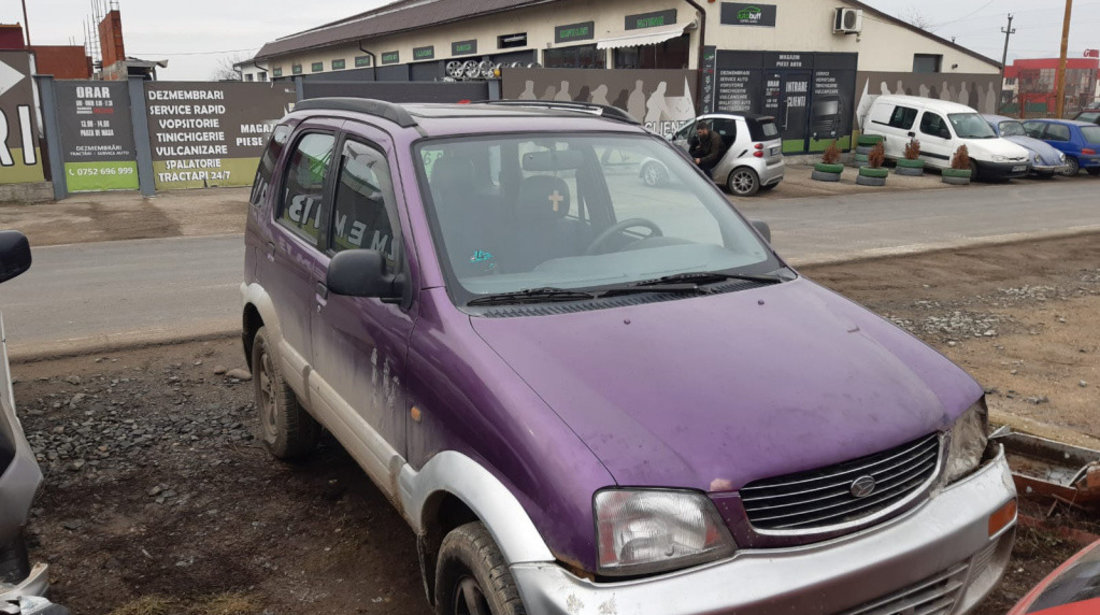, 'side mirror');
750,220,771,243
0,230,32,284
326,249,402,300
